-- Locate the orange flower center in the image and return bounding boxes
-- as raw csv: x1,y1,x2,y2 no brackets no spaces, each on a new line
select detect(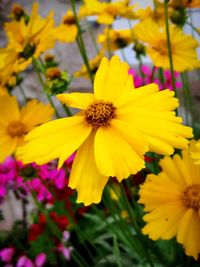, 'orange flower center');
46,68,61,80
182,184,200,210
84,101,116,129
153,39,174,56
7,120,26,137
63,15,75,25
